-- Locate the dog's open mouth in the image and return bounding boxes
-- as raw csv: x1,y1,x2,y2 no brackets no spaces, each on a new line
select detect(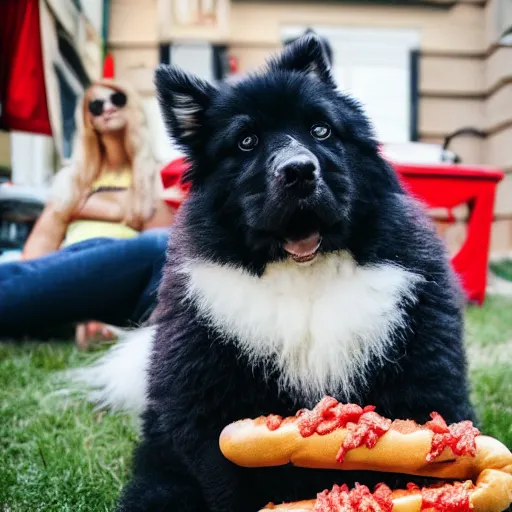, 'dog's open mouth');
283,232,321,263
